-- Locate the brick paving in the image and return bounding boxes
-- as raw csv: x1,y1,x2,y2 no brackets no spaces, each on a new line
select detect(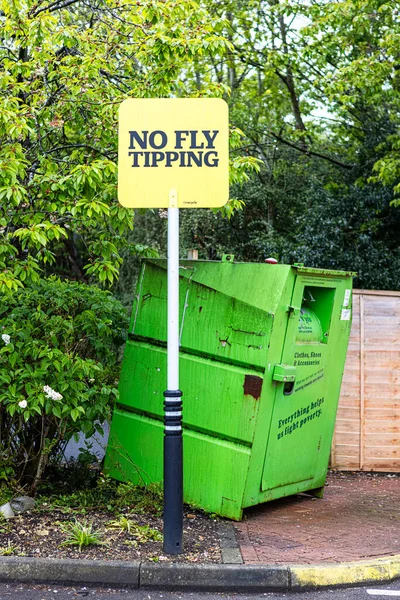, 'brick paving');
233,471,400,564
